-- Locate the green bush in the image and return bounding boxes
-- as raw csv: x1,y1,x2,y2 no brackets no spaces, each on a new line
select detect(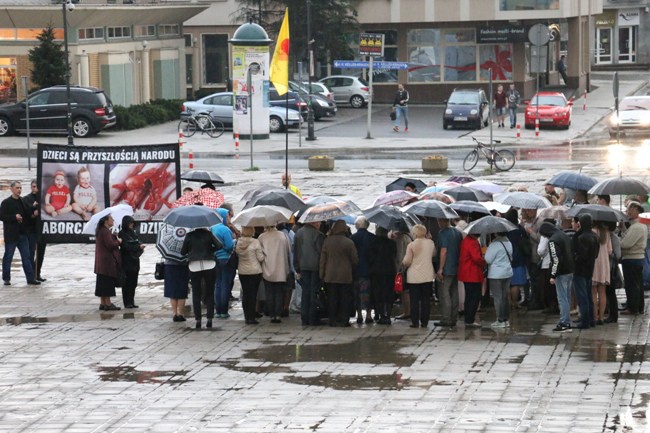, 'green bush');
112,99,184,131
